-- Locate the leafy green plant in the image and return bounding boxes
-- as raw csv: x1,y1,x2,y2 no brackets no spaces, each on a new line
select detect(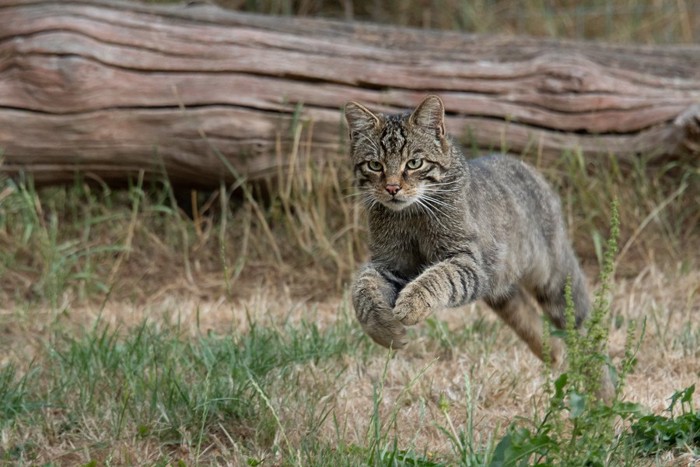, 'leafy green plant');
629,385,699,456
